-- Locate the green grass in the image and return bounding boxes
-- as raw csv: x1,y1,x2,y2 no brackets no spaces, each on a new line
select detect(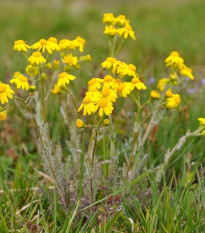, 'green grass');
0,0,205,232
